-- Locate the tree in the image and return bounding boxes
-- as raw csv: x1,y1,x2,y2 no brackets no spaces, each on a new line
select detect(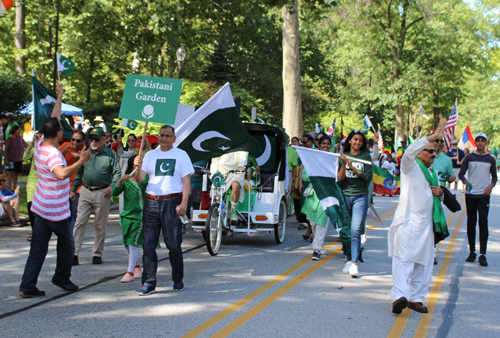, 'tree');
0,70,31,113
282,0,303,138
